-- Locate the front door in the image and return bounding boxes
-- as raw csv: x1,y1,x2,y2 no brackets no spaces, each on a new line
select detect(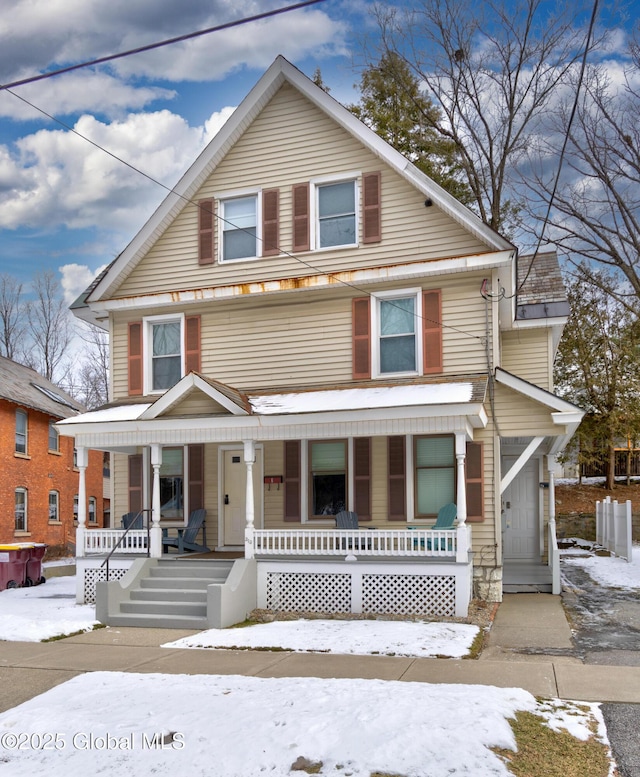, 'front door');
222,448,262,546
503,458,539,560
